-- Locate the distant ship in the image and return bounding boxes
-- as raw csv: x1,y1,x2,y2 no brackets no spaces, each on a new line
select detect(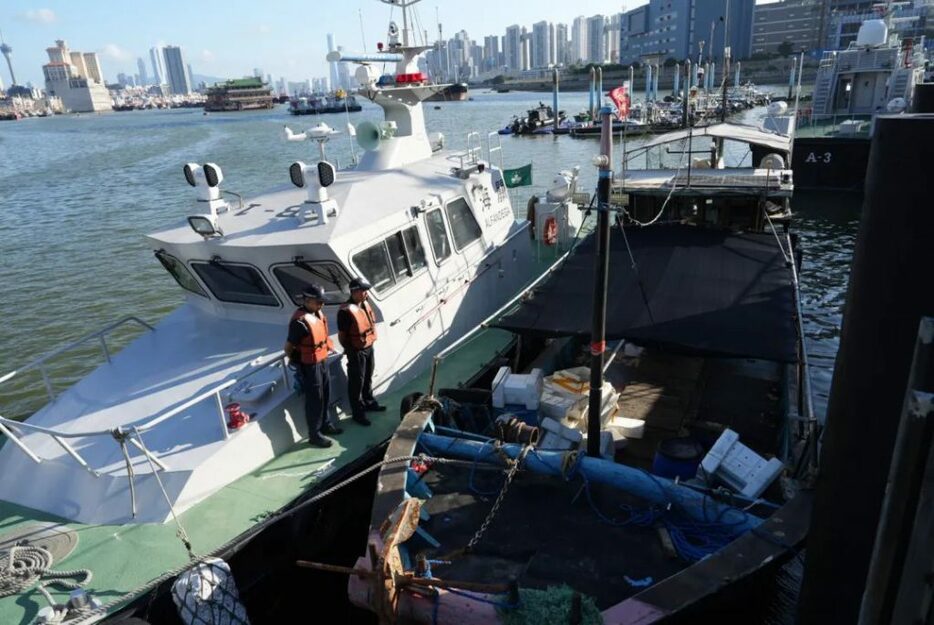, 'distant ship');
204,77,275,112
425,82,468,101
